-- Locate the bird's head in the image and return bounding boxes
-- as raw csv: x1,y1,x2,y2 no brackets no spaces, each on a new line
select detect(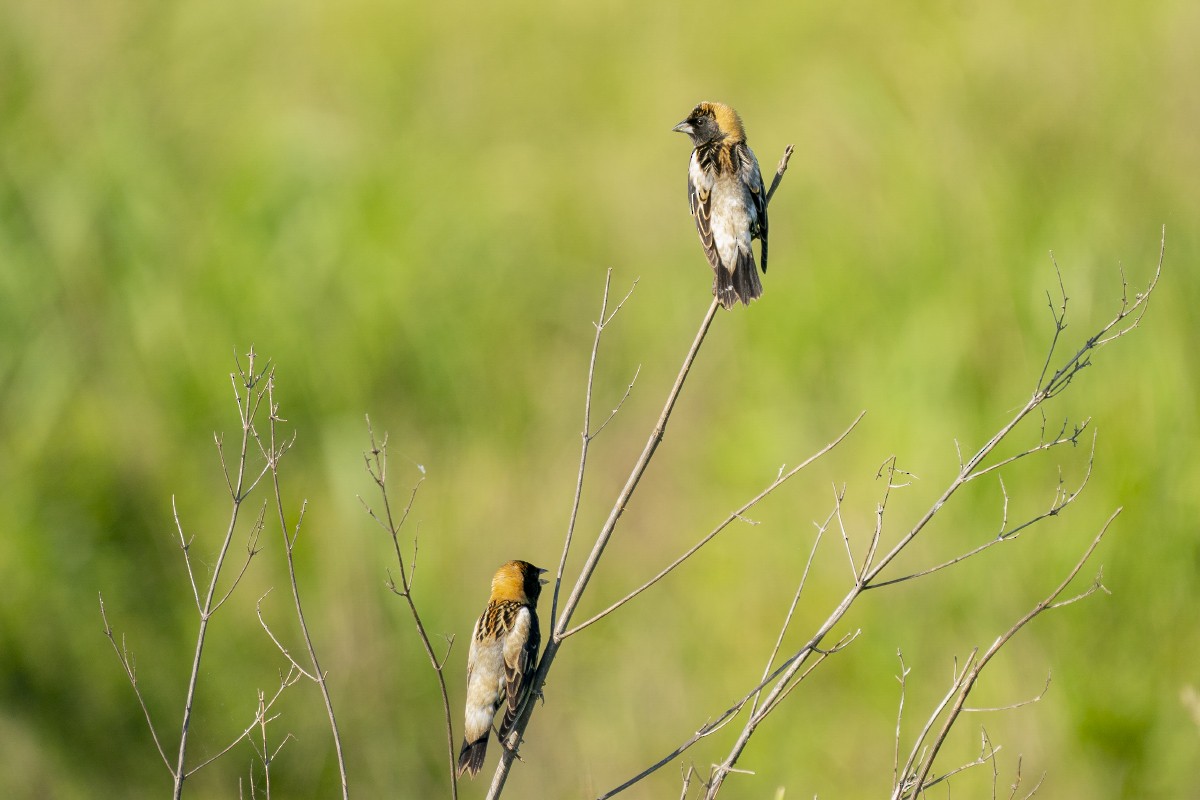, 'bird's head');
491,560,548,605
672,101,745,146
